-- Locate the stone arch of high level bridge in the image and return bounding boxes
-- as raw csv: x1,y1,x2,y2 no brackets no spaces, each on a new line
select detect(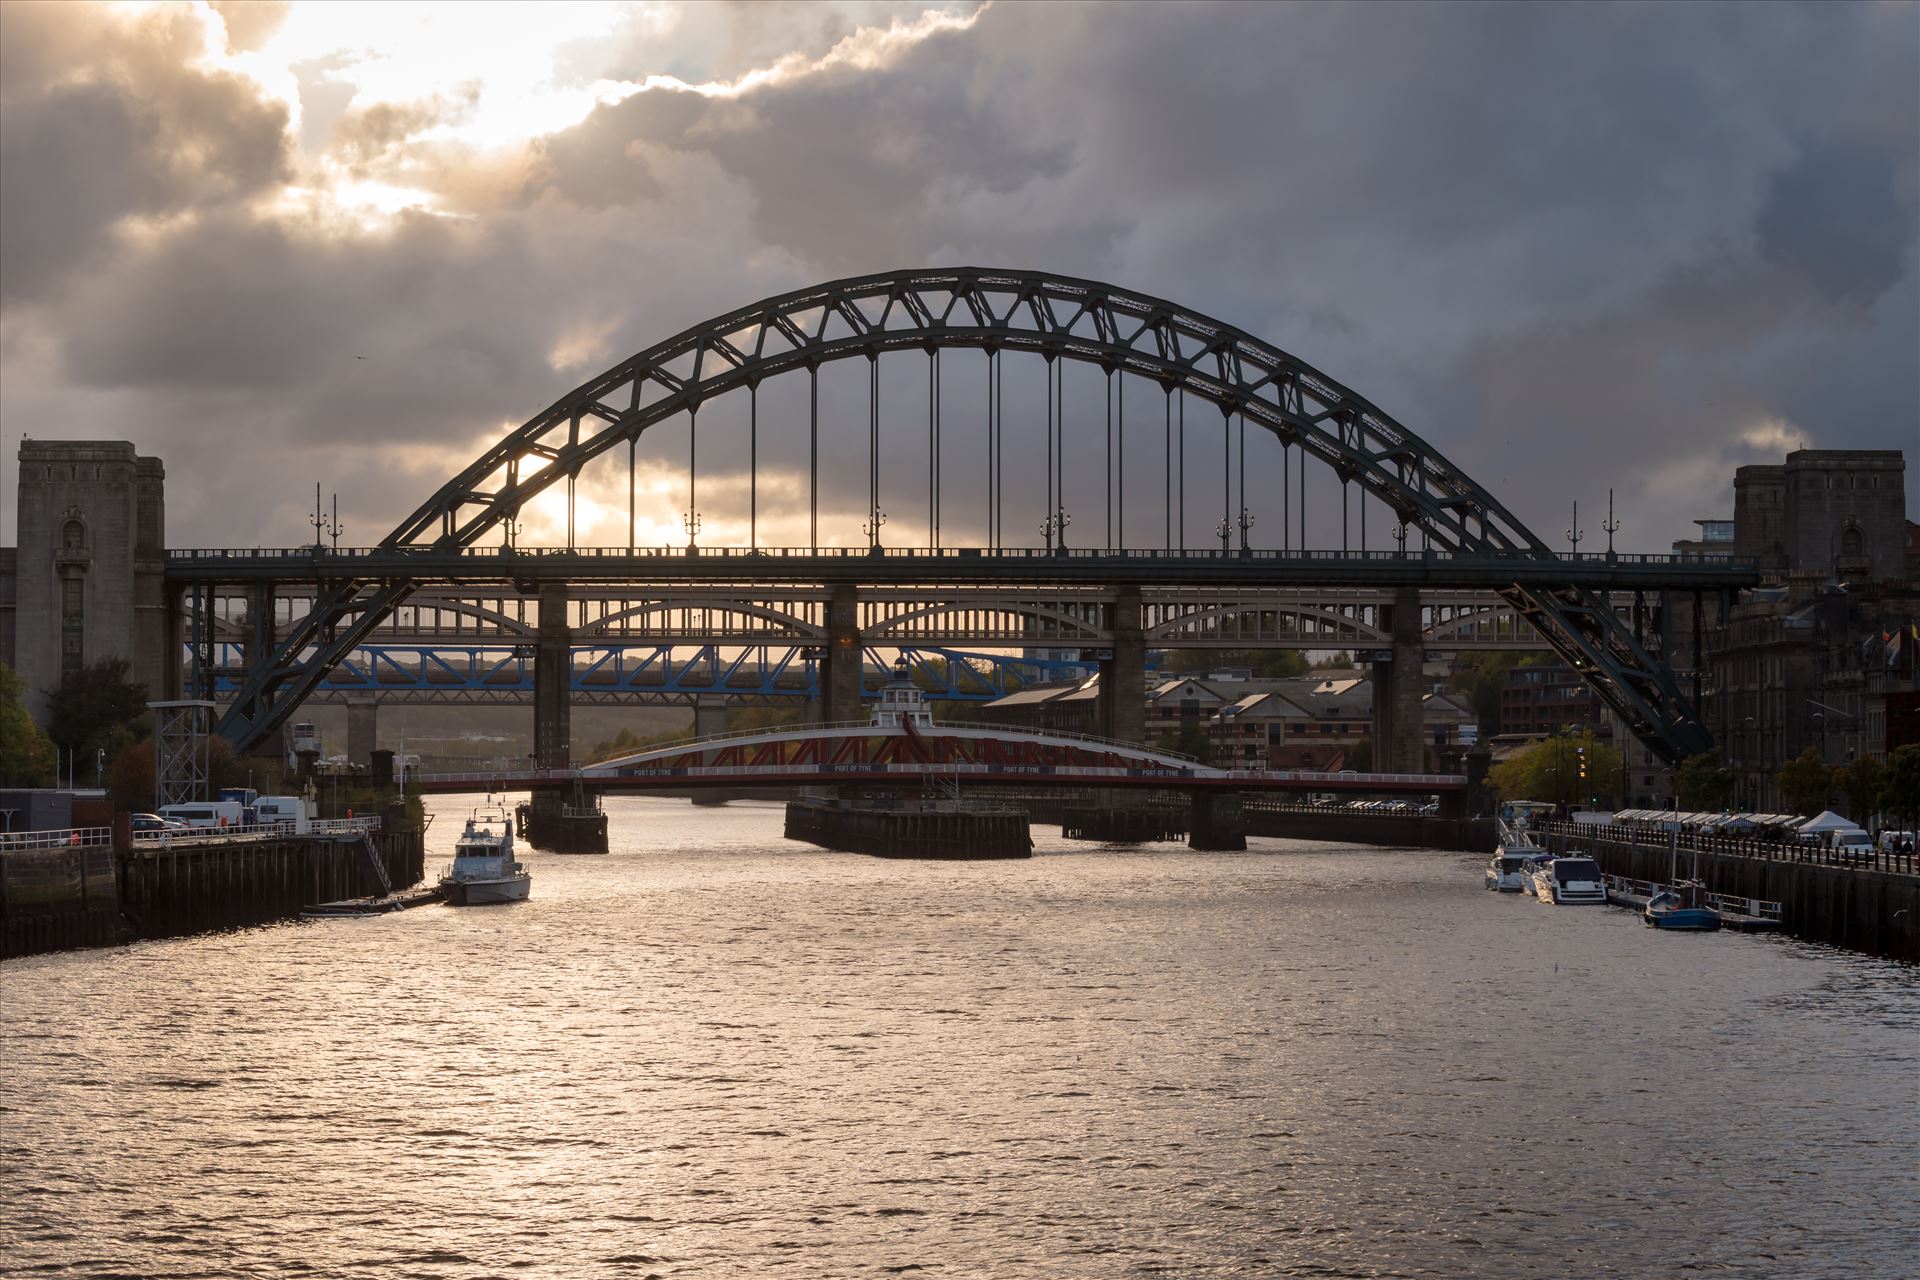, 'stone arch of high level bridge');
215,267,1716,762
